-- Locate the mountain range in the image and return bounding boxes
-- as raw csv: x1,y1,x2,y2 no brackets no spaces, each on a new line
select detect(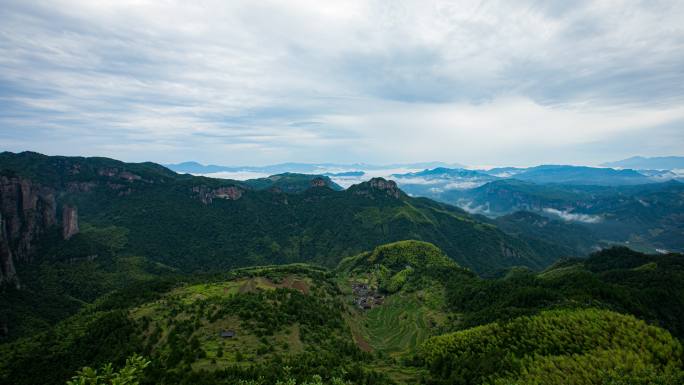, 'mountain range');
166,161,464,175
1,151,683,385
